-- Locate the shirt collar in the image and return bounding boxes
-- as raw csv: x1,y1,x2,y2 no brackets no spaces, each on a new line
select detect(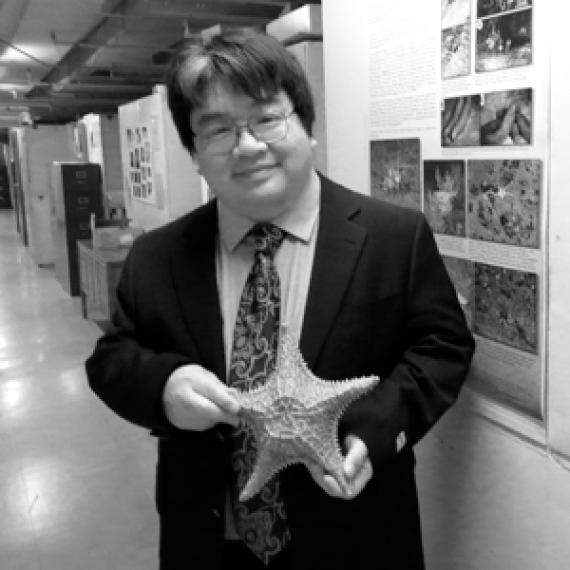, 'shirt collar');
217,173,320,252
